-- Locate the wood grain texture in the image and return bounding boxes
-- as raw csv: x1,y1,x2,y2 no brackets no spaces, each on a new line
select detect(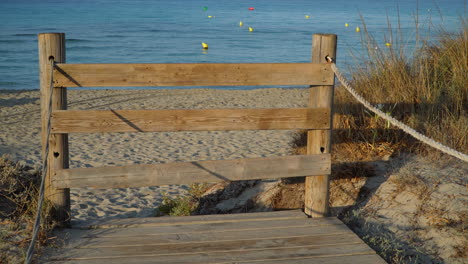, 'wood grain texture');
51,108,330,133
42,212,384,264
49,234,365,259
47,253,386,264
71,218,345,238
304,33,337,218
68,225,352,248
76,209,307,229
53,154,330,189
52,63,334,87
38,33,70,225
